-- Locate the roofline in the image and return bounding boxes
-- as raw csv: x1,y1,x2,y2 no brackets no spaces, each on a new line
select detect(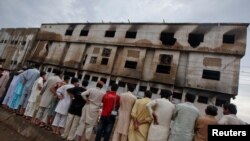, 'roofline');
41,22,250,27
